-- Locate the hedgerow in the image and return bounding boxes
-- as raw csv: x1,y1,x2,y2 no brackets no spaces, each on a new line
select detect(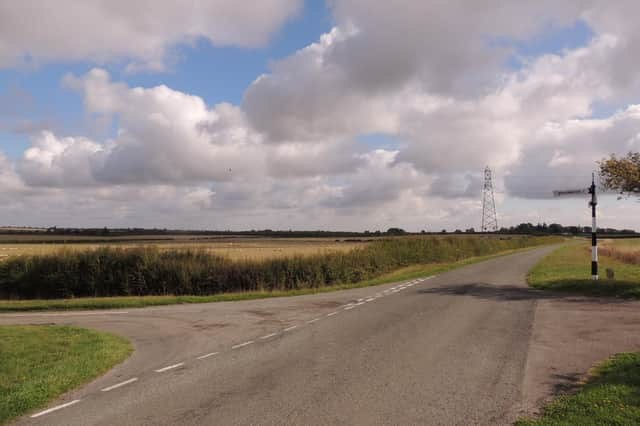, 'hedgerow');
0,236,555,299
